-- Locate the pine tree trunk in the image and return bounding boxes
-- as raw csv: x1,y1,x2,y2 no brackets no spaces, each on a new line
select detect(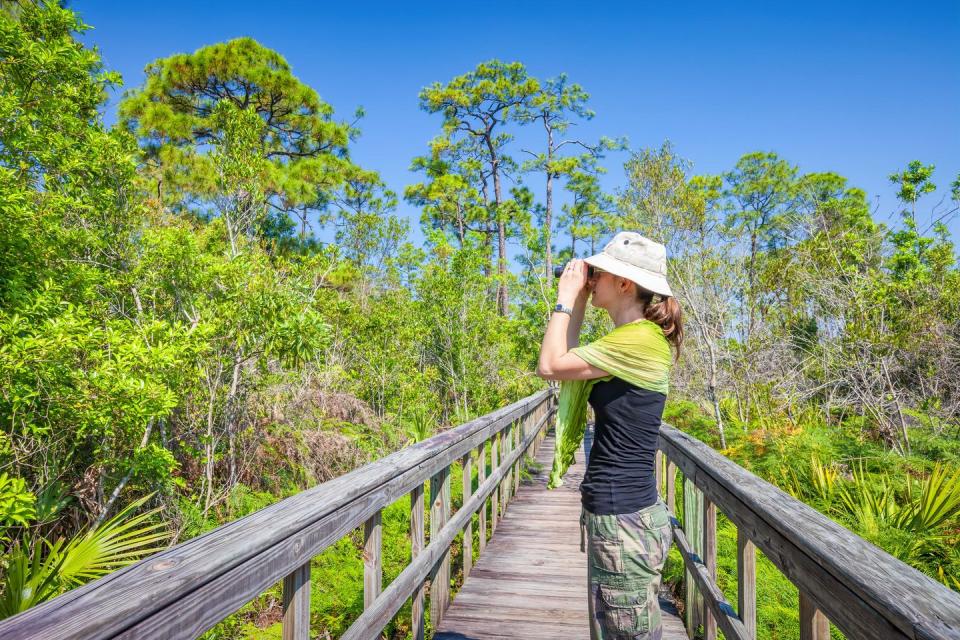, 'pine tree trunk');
545,124,554,287
492,158,507,316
